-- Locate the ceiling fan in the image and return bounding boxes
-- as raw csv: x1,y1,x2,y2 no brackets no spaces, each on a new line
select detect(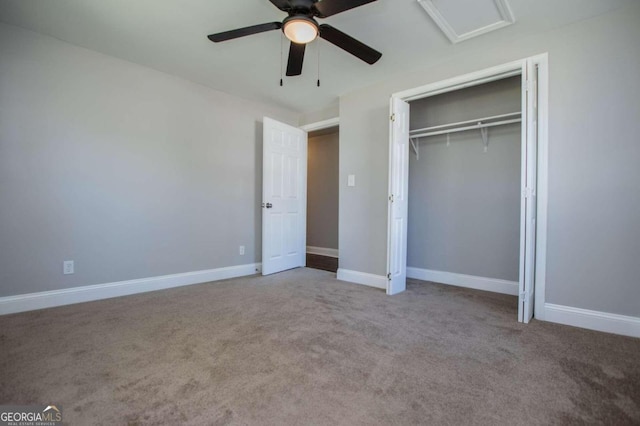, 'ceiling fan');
207,0,382,77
